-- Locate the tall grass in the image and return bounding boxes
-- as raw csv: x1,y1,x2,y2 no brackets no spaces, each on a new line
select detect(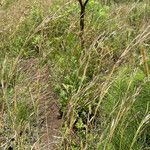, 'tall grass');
0,0,150,149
